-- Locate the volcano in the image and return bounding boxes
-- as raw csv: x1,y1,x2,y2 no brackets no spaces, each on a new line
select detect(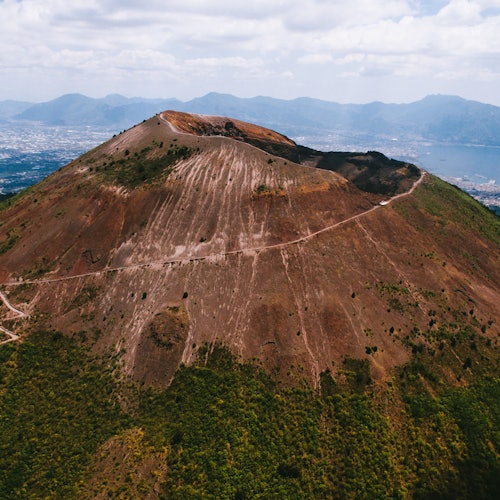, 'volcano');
0,110,497,386
1,111,499,498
